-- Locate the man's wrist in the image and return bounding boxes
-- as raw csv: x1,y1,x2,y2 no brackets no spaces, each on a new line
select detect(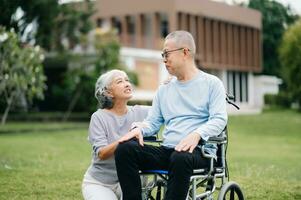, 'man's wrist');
192,131,201,139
